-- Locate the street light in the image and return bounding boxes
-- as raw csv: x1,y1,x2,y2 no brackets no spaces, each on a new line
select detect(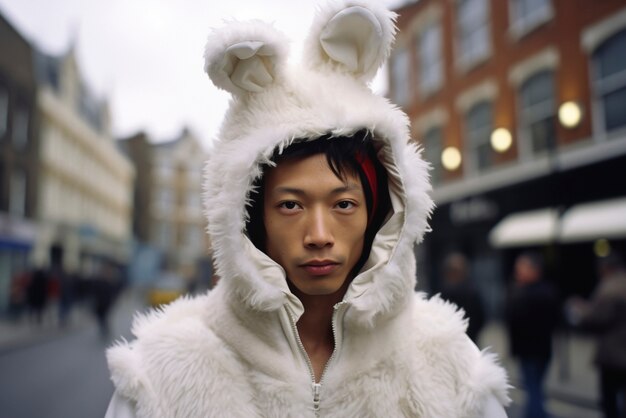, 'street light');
558,101,583,128
490,128,512,153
